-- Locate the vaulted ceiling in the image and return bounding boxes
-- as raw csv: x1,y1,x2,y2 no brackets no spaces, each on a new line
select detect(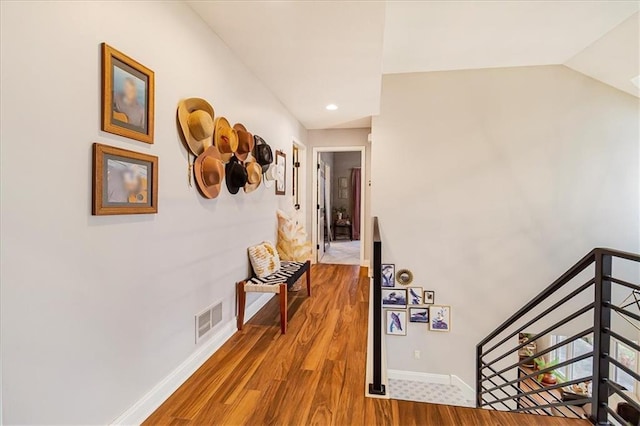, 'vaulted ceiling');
188,1,639,130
